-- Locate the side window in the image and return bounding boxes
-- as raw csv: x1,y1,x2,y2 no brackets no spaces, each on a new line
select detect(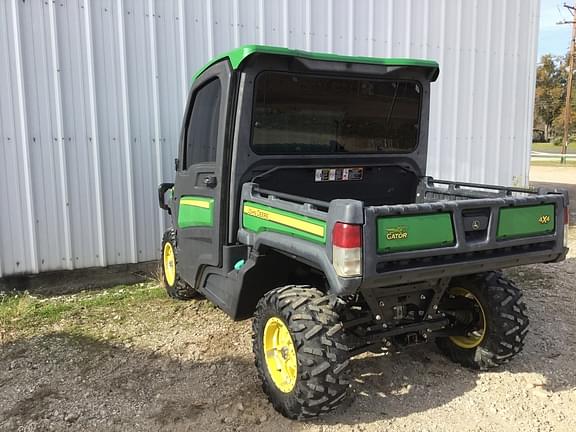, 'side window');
184,79,221,168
